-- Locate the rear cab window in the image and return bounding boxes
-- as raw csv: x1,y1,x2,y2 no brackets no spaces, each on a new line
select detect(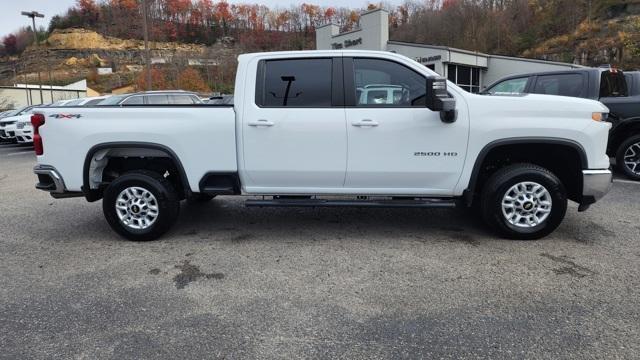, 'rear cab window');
600,70,628,98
